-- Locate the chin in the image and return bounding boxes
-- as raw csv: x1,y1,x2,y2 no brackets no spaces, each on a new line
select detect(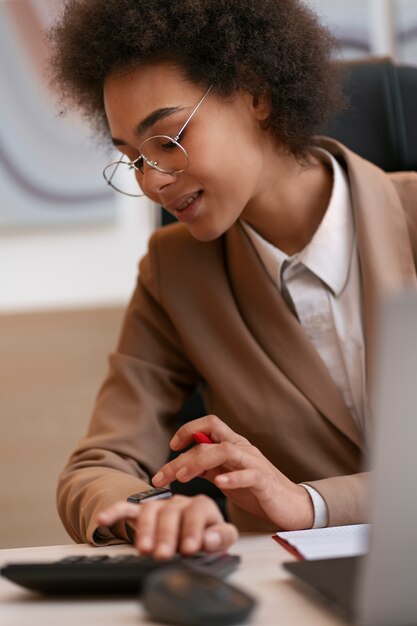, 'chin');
186,211,240,242
186,223,227,242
